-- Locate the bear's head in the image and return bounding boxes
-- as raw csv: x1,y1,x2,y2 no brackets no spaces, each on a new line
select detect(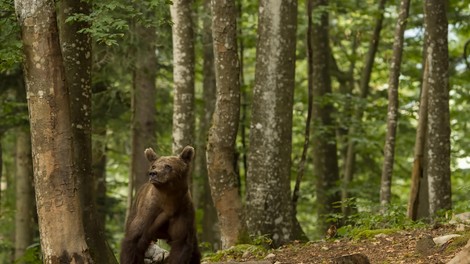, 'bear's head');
144,146,194,190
